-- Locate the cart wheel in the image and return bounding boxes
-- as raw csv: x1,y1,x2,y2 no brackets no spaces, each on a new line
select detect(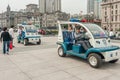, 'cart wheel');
18,41,20,43
58,47,66,57
109,59,119,63
37,39,41,45
24,39,28,46
88,53,102,68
